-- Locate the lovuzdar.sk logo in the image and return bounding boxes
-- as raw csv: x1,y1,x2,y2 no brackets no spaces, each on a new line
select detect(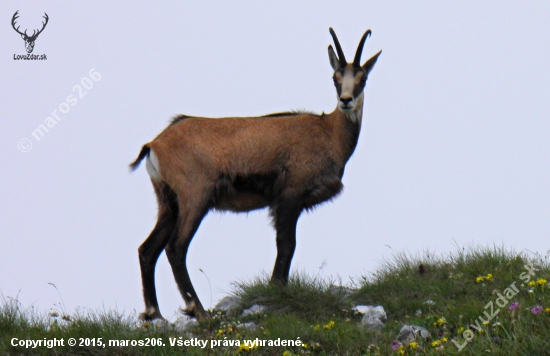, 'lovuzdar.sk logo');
12,10,48,60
